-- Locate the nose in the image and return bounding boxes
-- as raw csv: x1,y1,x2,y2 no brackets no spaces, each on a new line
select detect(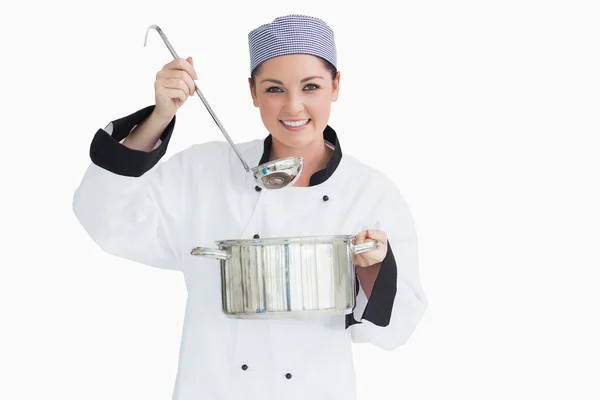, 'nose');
284,91,304,115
